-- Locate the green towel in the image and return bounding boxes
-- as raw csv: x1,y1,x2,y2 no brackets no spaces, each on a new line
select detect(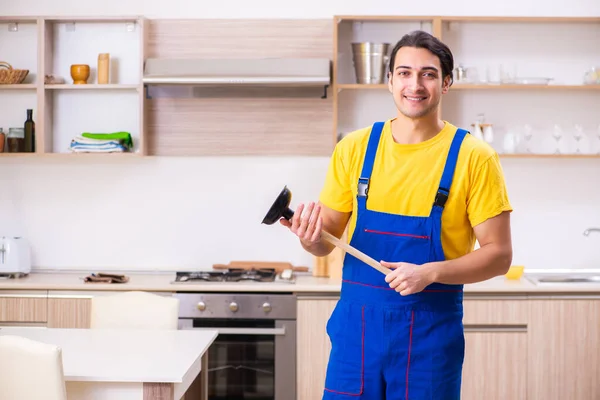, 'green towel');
81,132,133,149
